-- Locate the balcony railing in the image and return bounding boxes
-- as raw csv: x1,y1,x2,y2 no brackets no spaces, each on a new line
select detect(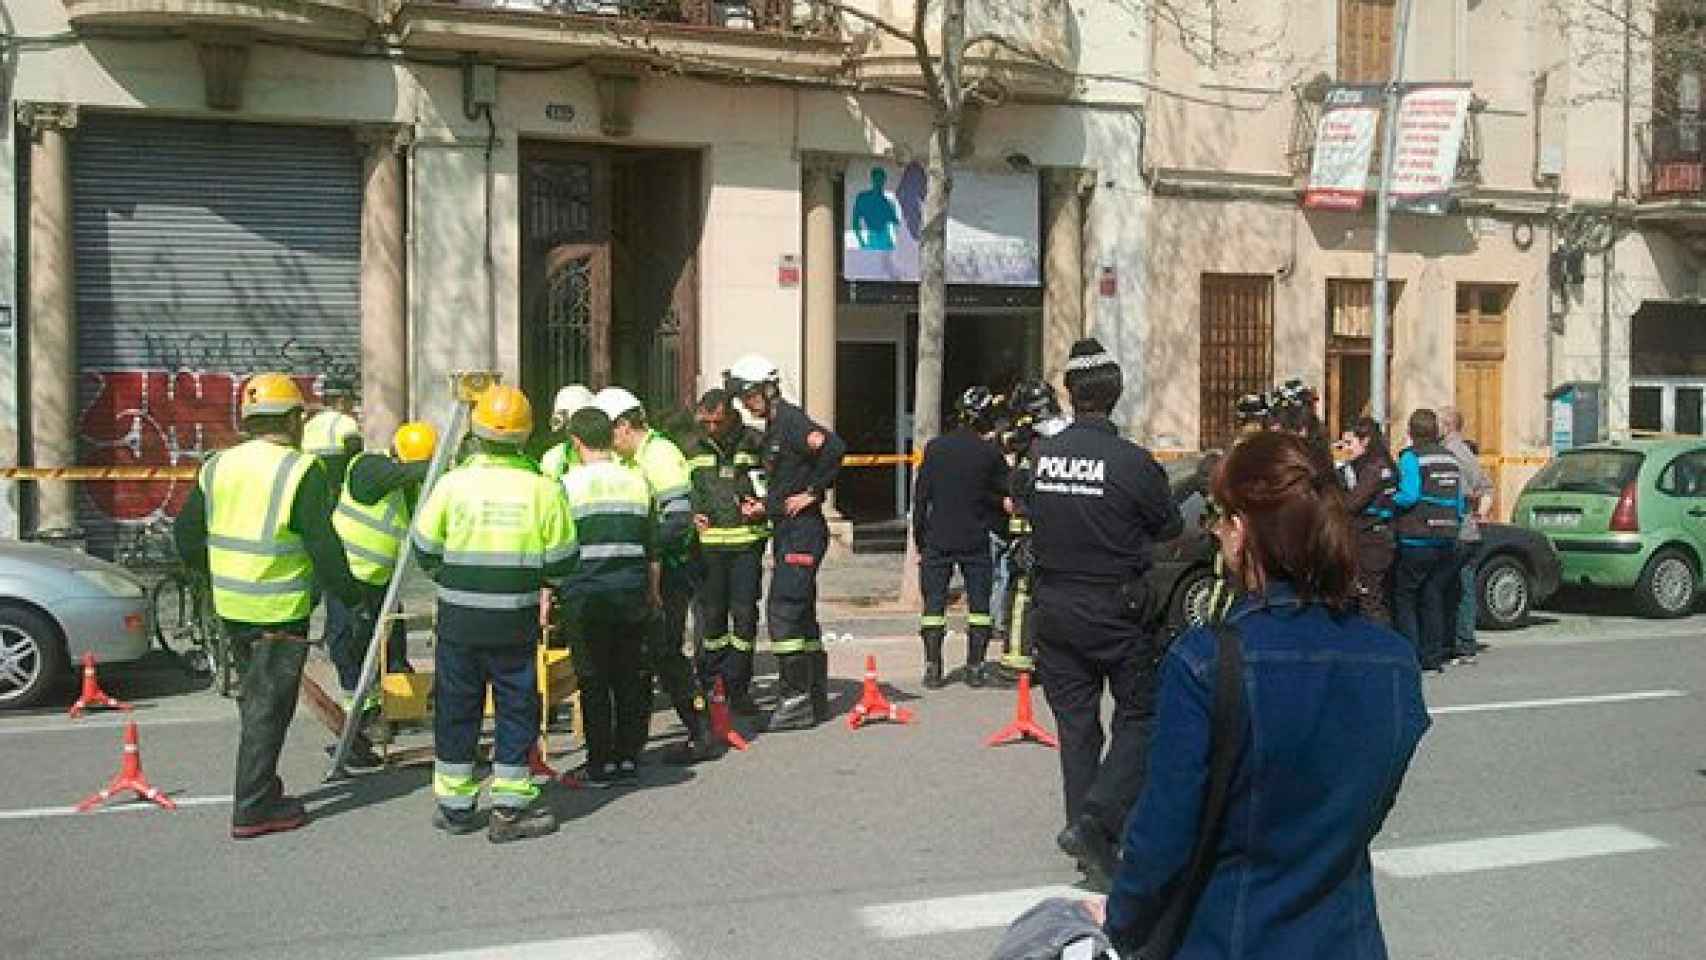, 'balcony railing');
1287,82,1484,194
439,0,833,34
1638,120,1706,199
